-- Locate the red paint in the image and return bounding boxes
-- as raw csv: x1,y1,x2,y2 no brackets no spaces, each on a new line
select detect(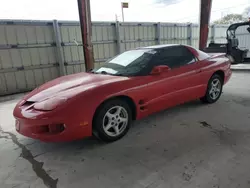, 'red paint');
13,45,232,142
